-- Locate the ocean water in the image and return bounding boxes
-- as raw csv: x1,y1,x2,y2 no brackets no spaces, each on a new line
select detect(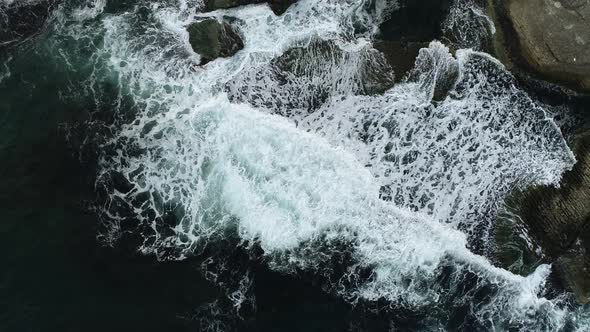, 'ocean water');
1,0,589,331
